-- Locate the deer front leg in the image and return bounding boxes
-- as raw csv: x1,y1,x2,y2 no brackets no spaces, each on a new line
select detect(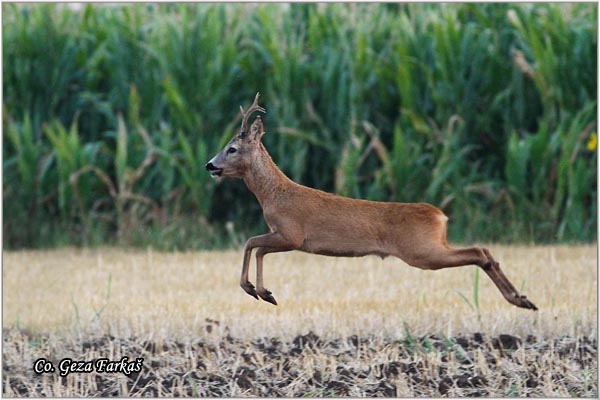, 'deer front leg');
240,232,298,302
240,240,258,299
255,246,297,305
